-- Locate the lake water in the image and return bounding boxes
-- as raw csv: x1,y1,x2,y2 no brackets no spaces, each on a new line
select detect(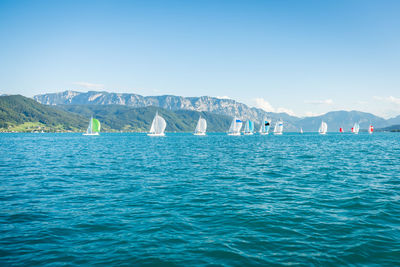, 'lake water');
1,133,399,265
